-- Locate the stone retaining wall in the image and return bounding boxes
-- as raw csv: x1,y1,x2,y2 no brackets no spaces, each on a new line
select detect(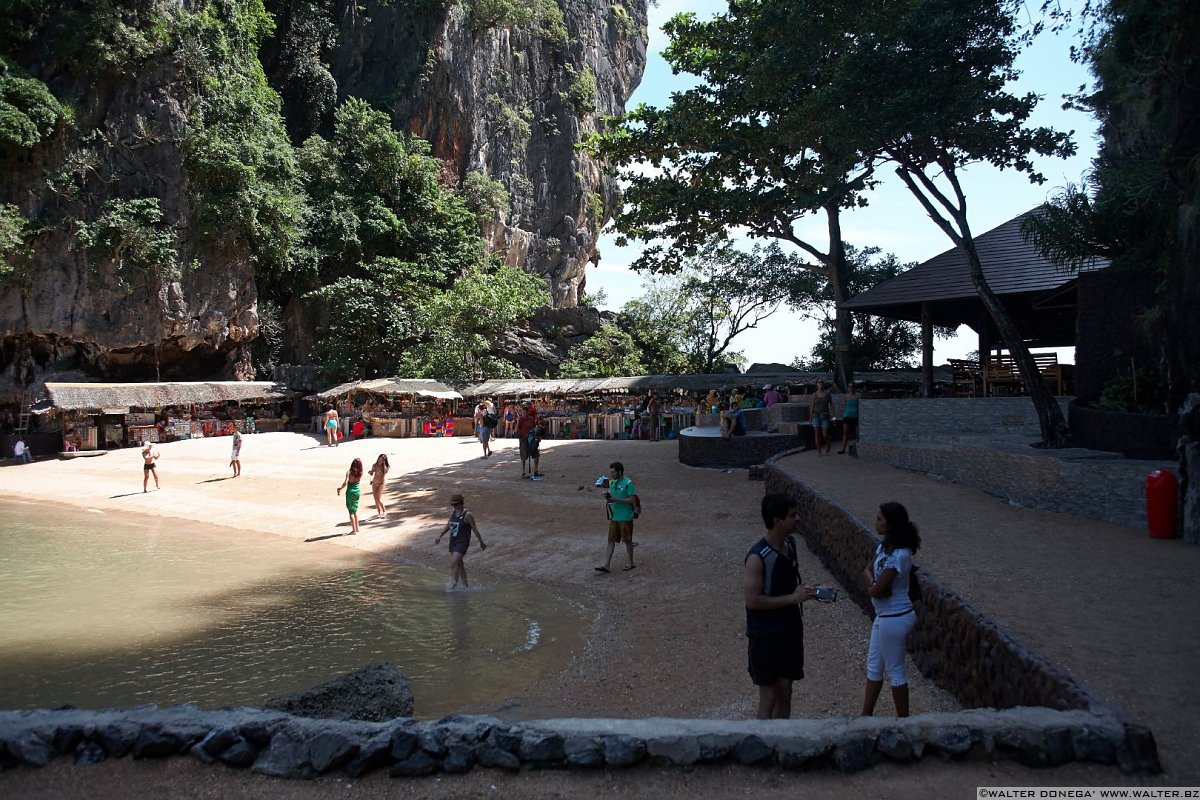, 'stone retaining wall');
855,398,1172,529
678,430,804,468
0,705,1157,778
763,456,1159,773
